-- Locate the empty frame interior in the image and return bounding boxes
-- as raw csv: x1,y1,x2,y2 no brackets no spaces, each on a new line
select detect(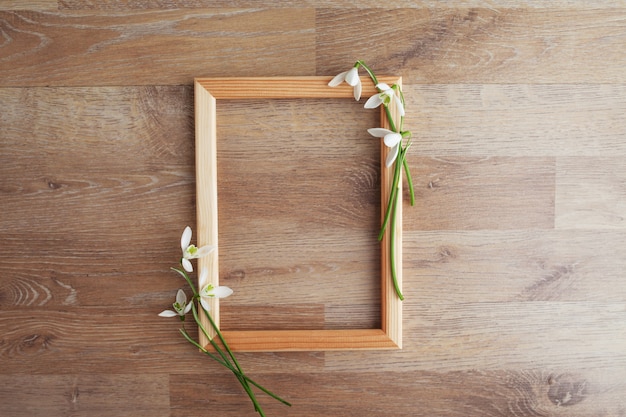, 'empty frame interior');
194,76,402,351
